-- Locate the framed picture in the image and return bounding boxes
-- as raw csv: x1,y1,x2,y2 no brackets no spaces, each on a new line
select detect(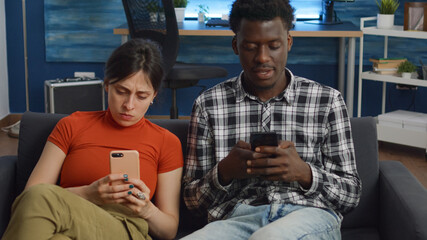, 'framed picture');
404,2,427,31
